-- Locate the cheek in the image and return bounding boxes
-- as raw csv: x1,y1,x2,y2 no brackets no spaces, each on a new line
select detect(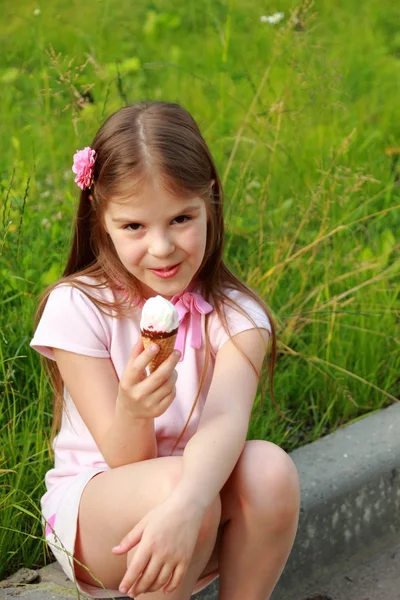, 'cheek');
124,242,144,264
187,234,206,262
184,223,207,255
112,234,142,264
